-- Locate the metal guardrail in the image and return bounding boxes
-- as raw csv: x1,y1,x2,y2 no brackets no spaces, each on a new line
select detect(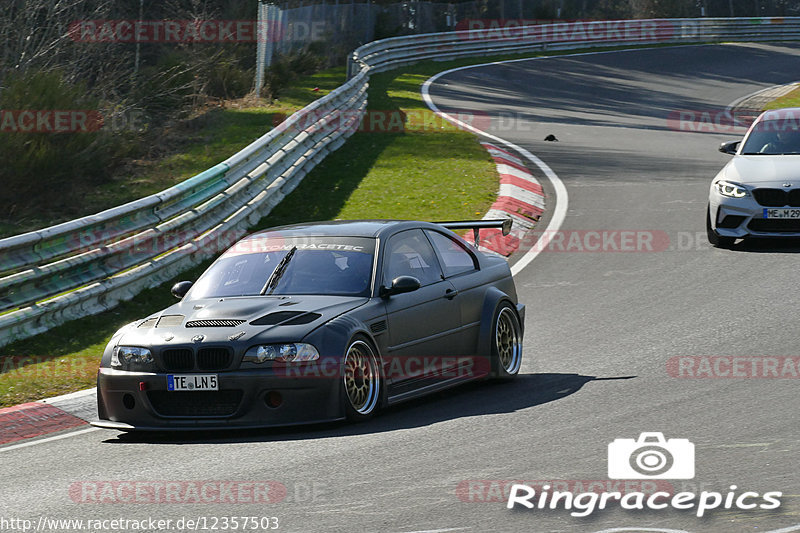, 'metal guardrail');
0,70,368,345
1,17,798,347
